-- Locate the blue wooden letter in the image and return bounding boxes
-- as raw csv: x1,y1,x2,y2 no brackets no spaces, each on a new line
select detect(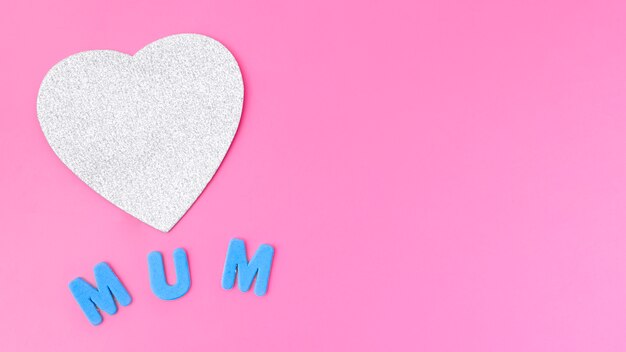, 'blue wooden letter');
68,262,132,326
221,238,275,296
148,248,191,300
